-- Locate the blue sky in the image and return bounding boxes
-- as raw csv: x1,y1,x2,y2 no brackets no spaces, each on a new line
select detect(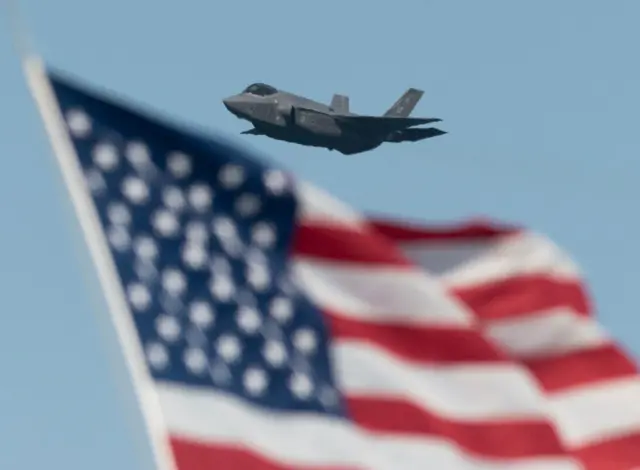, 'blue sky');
1,1,639,469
